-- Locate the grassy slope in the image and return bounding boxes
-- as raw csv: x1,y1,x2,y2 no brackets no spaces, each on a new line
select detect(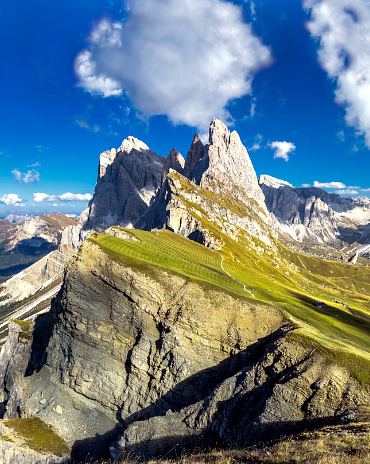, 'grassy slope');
90,172,370,384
